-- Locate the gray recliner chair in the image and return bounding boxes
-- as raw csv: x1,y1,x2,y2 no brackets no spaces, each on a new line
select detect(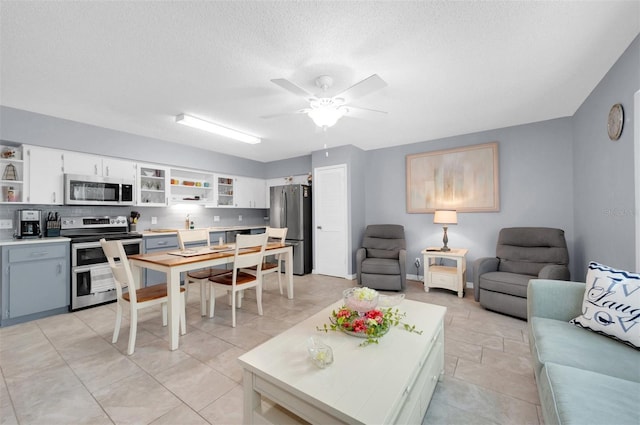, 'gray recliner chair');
356,224,406,291
474,227,569,319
